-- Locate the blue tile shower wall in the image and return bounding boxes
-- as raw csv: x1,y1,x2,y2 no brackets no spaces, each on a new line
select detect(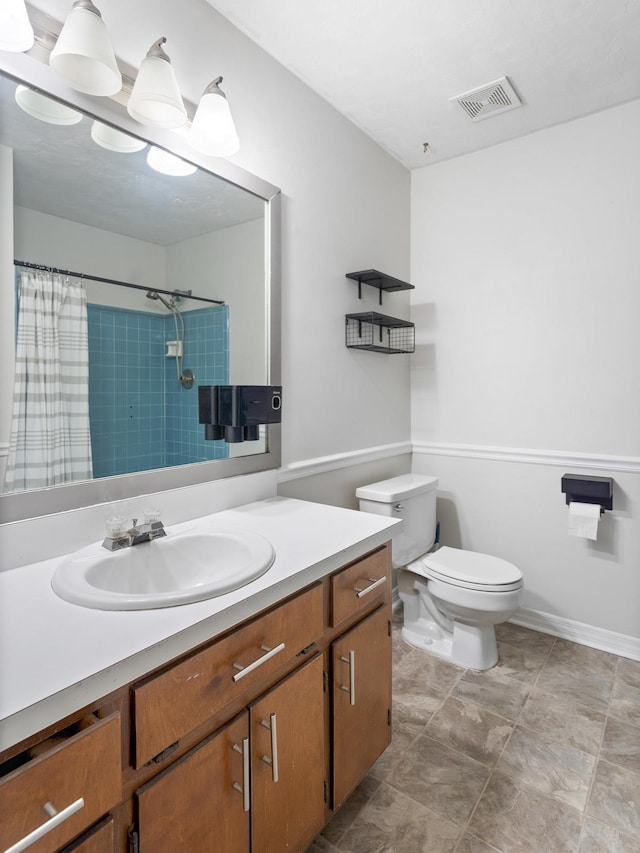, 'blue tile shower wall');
165,306,230,467
87,304,229,478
